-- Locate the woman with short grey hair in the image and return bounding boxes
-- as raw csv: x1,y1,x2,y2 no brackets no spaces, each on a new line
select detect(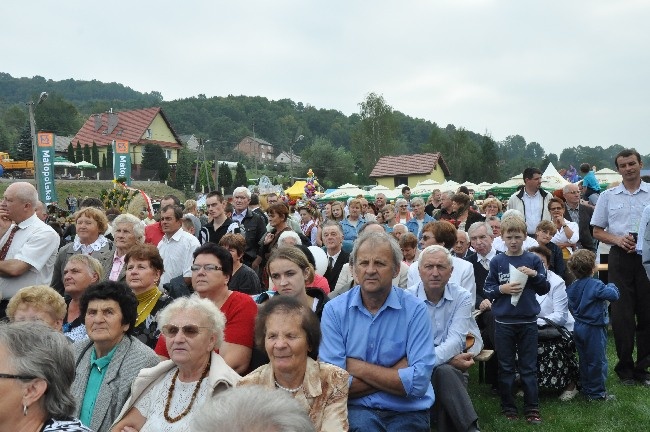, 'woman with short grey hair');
110,213,145,282
0,321,91,431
